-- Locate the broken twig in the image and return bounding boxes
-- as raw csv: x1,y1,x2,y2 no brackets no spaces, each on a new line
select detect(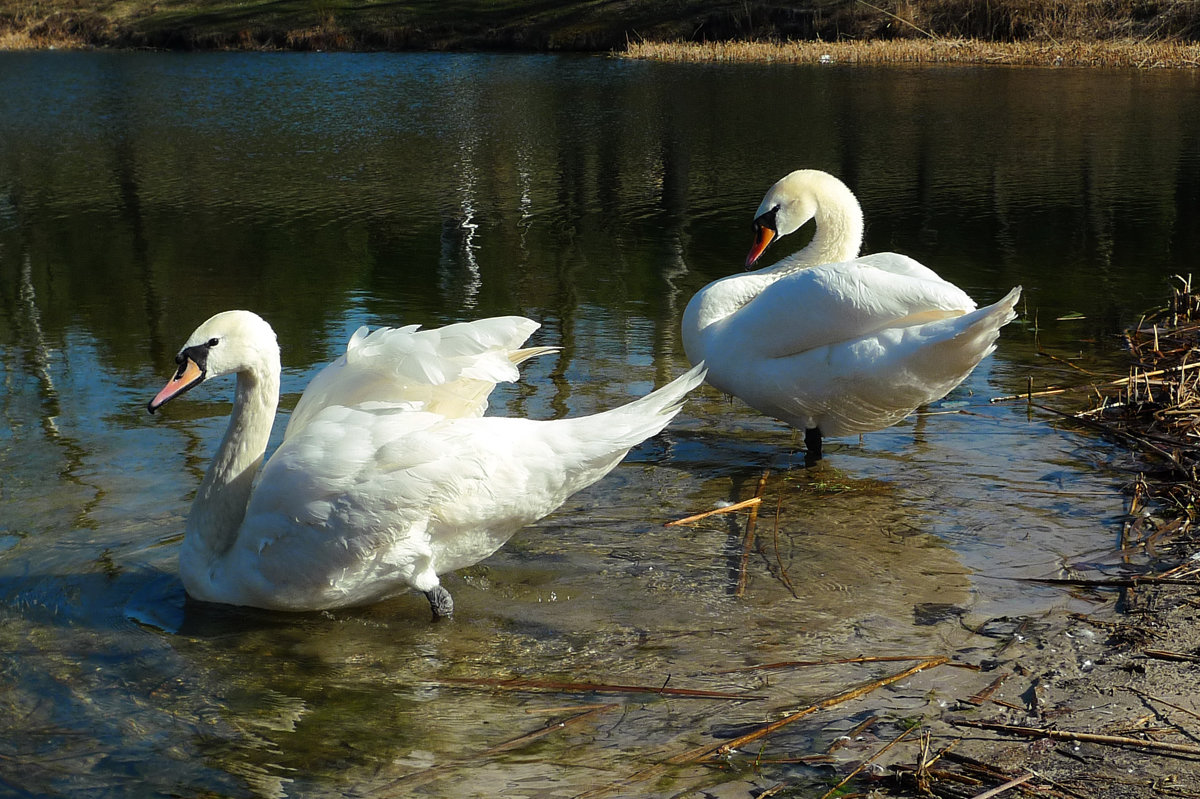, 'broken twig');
695,657,949,761
435,676,765,700
666,497,762,526
955,720,1200,756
